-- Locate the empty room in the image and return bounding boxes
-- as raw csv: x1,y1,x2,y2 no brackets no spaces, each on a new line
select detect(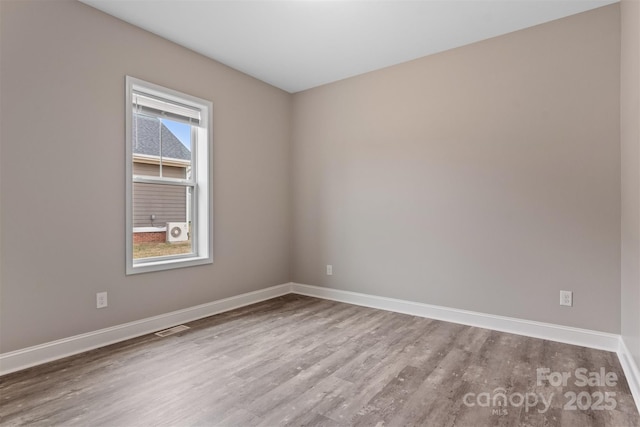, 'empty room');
1,0,639,426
